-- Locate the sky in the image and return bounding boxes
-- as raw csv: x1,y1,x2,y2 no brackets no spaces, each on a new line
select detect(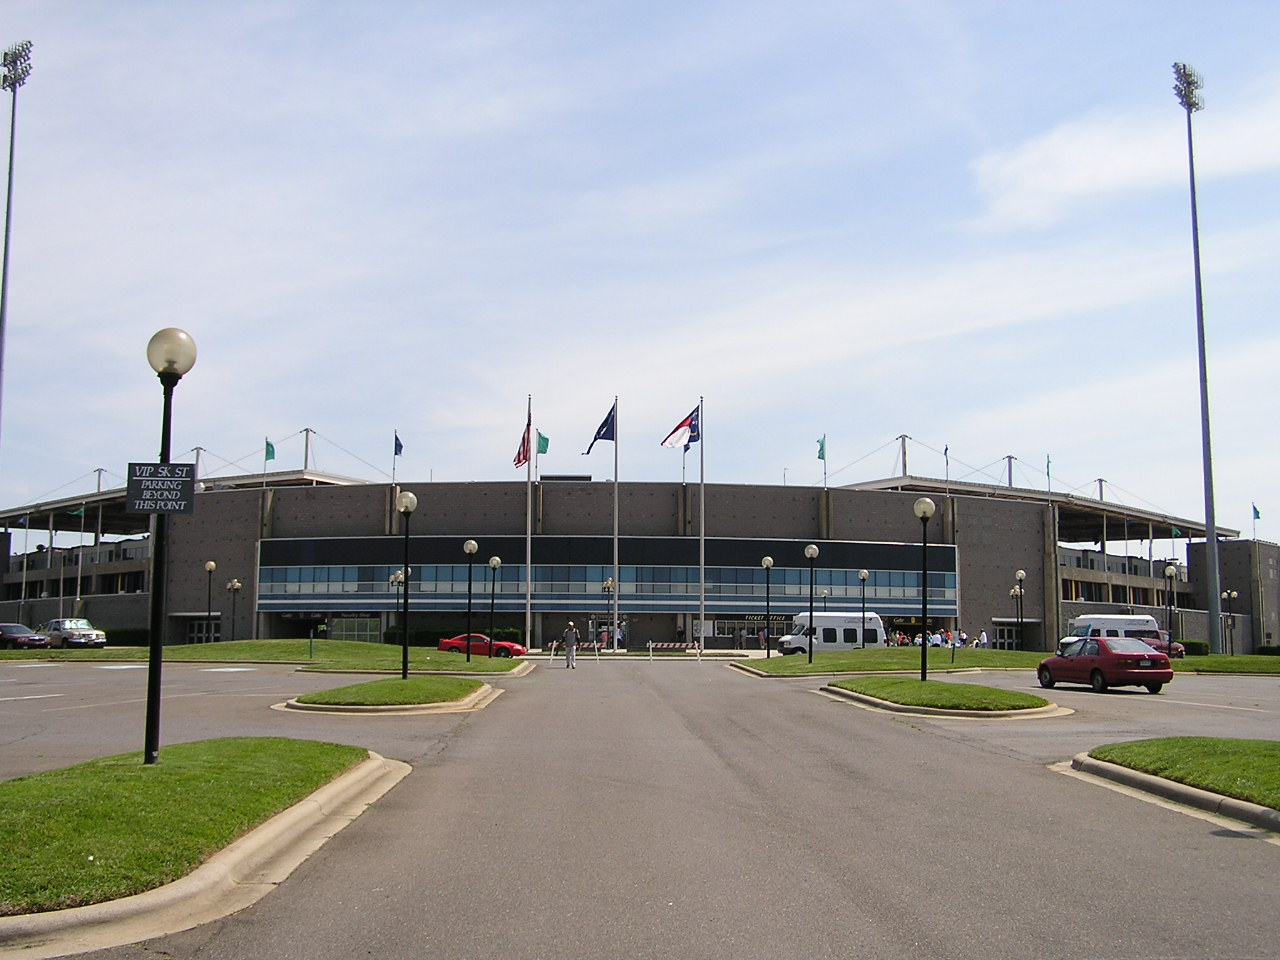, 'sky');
0,0,1275,553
